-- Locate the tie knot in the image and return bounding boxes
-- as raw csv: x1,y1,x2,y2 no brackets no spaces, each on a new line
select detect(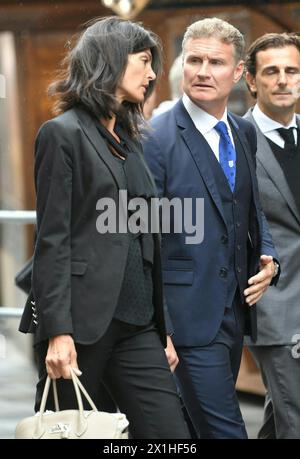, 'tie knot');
215,121,229,137
277,127,296,146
